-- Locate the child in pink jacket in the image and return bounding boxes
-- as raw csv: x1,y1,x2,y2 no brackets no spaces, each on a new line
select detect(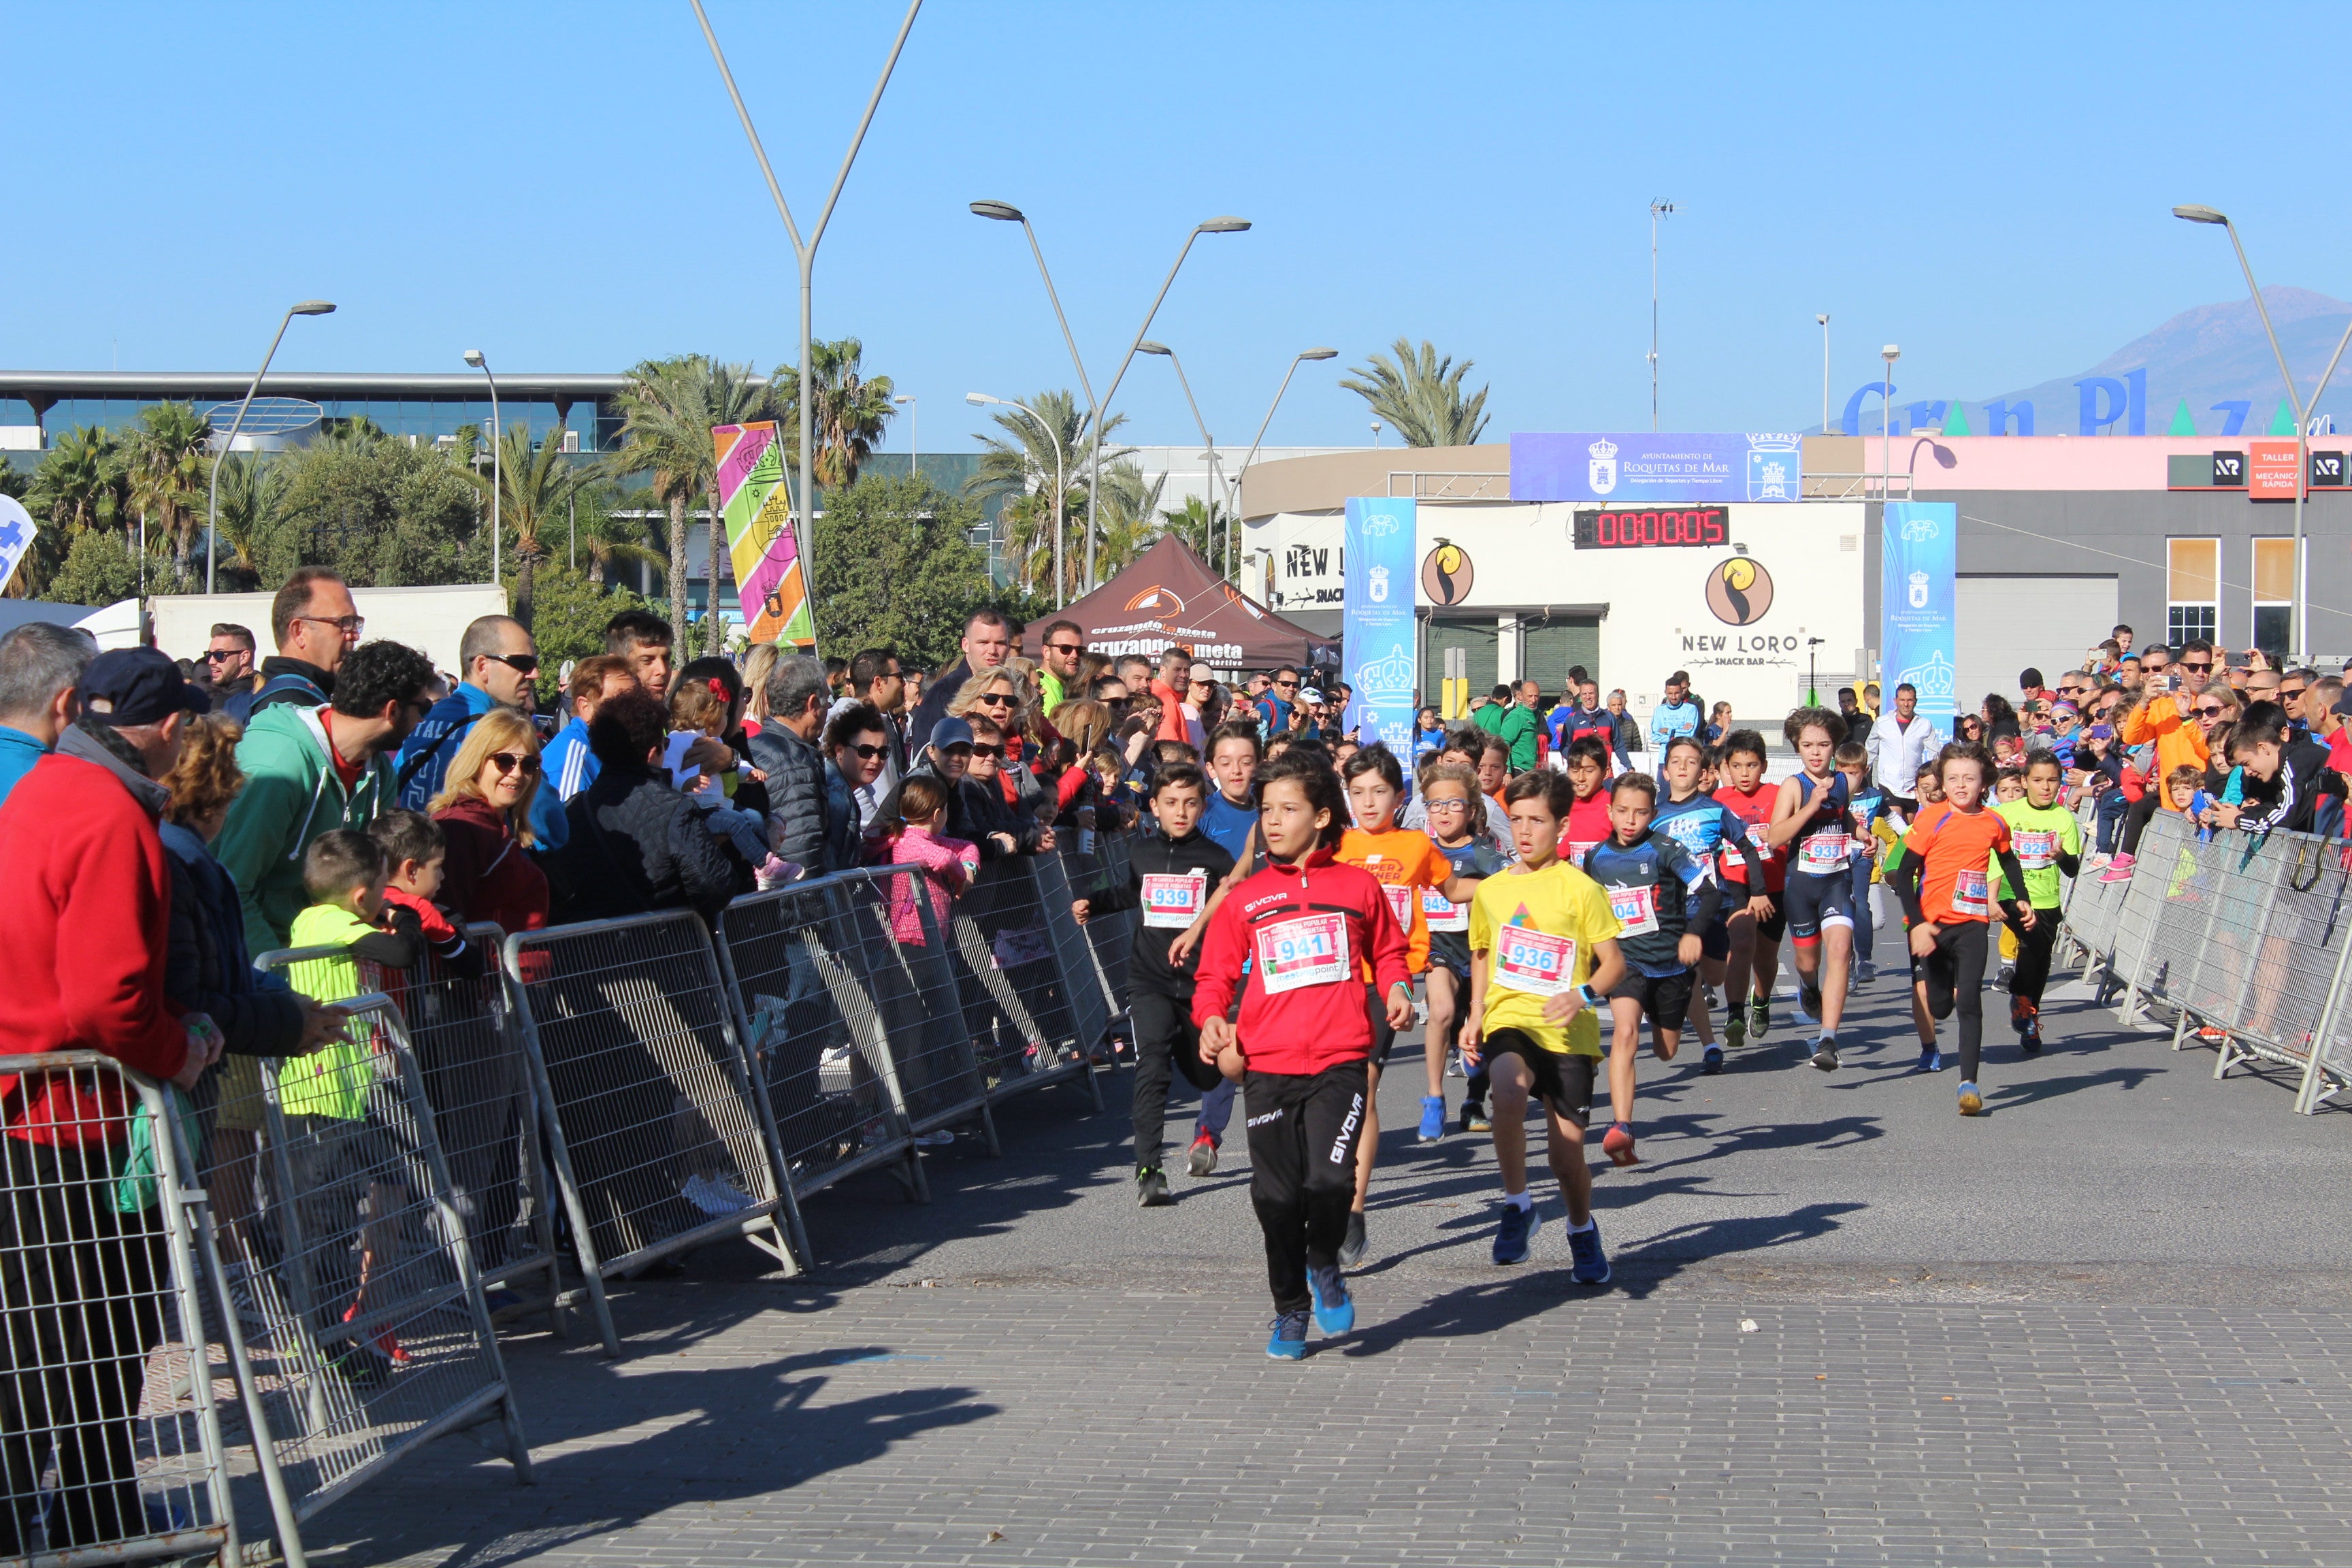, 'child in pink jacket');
868,774,979,944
